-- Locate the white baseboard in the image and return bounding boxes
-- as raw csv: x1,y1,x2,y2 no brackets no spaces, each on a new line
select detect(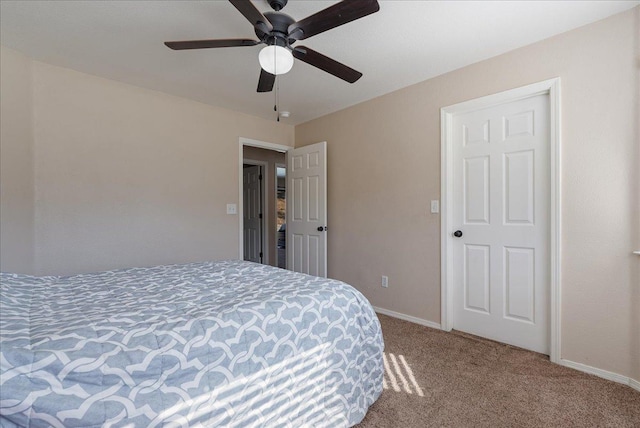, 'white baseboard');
560,358,640,391
373,306,441,330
